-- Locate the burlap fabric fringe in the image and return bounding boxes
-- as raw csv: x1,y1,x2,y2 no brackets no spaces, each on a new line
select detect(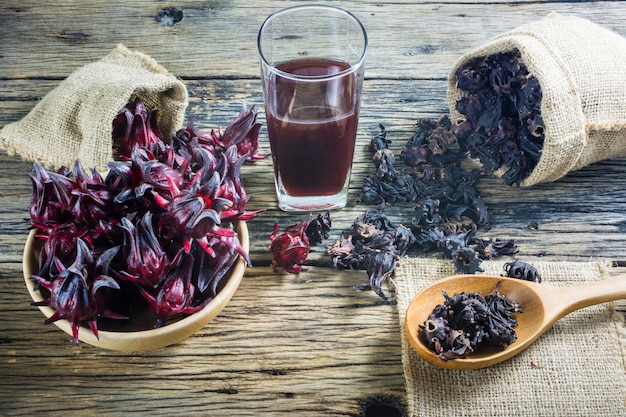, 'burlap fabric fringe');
447,13,626,187
393,258,626,417
0,44,188,172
